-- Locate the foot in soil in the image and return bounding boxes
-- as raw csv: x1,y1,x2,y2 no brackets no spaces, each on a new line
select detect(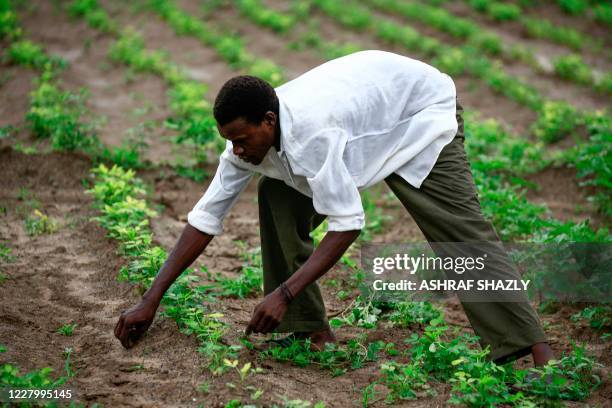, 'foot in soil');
532,342,555,366
294,328,337,352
